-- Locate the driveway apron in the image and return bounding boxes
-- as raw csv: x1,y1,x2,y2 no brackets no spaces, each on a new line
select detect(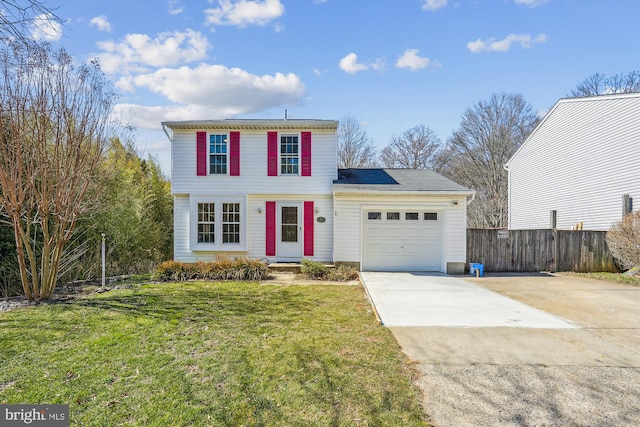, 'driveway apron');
359,272,574,328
